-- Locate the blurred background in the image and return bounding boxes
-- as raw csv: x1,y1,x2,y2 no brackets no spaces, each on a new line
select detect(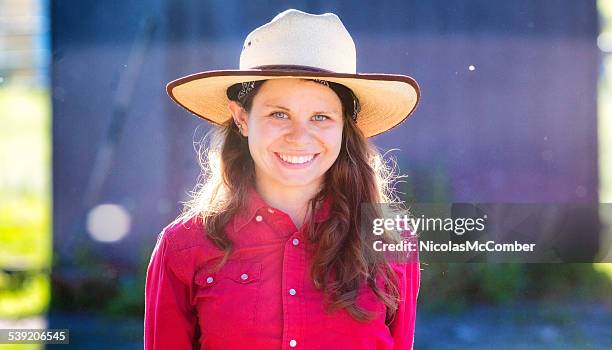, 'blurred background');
1,0,612,349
